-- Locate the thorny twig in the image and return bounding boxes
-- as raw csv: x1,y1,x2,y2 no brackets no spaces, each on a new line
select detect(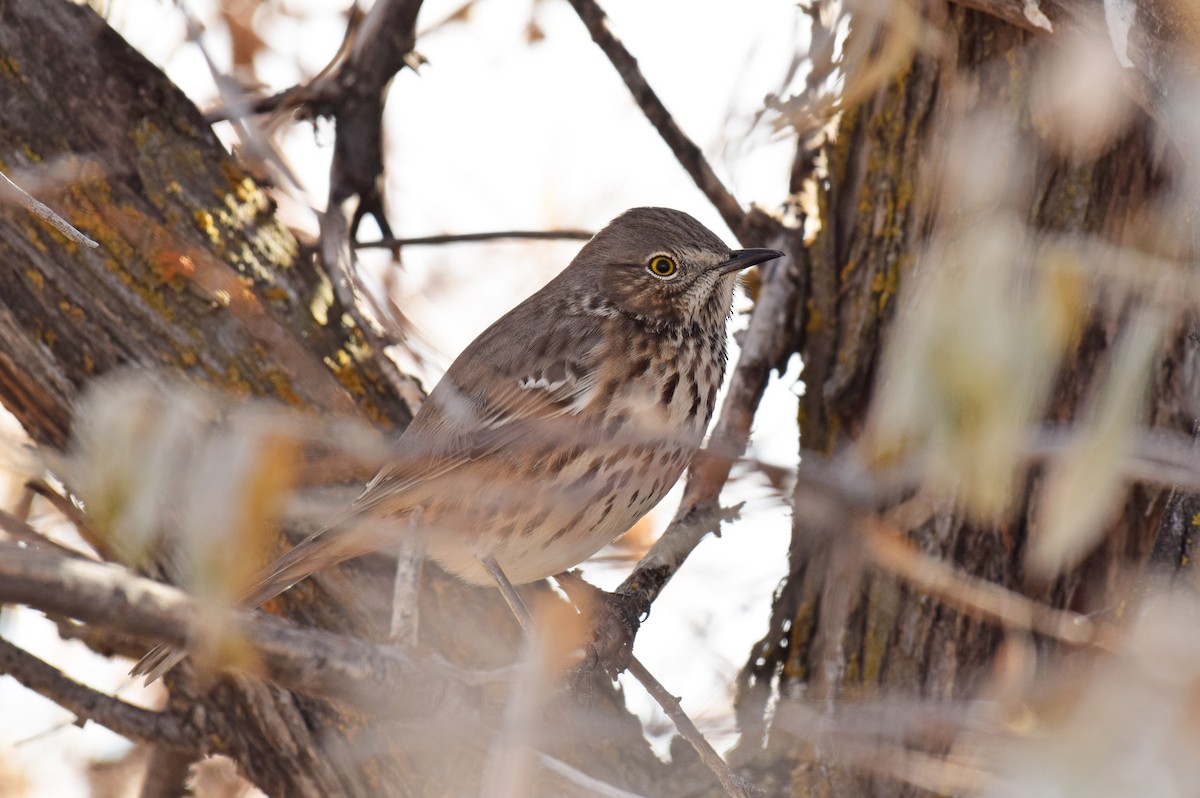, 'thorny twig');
627,658,753,798
553,572,754,798
173,0,303,193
